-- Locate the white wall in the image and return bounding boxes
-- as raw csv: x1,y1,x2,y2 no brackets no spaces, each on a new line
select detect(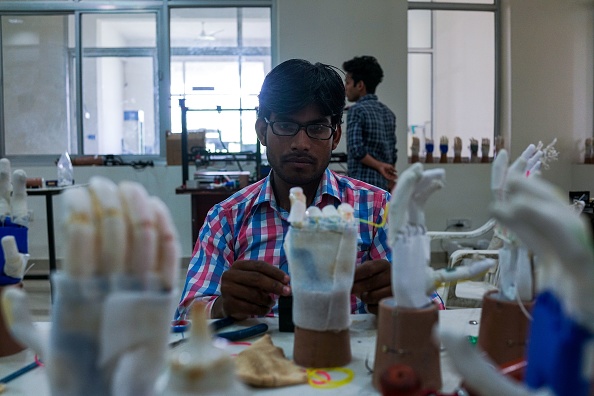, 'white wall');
16,0,594,264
